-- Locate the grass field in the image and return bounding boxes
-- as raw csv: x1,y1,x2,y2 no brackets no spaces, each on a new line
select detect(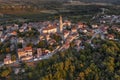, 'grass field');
0,4,119,25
